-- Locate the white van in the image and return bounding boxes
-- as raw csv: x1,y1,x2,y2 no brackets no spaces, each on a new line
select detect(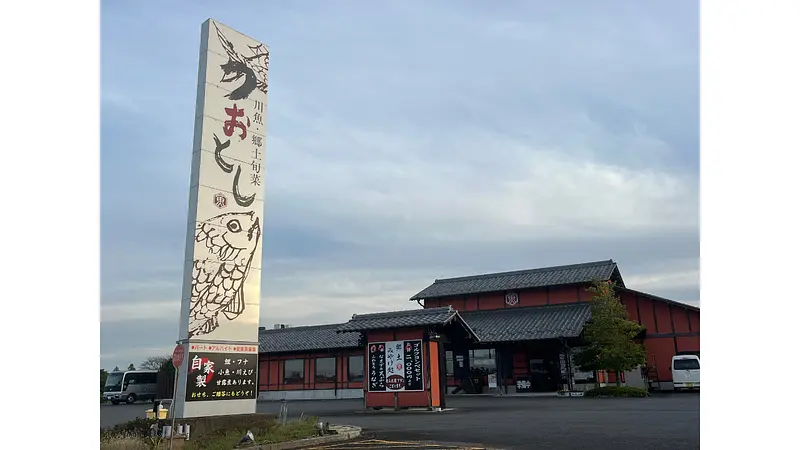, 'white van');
671,355,700,391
